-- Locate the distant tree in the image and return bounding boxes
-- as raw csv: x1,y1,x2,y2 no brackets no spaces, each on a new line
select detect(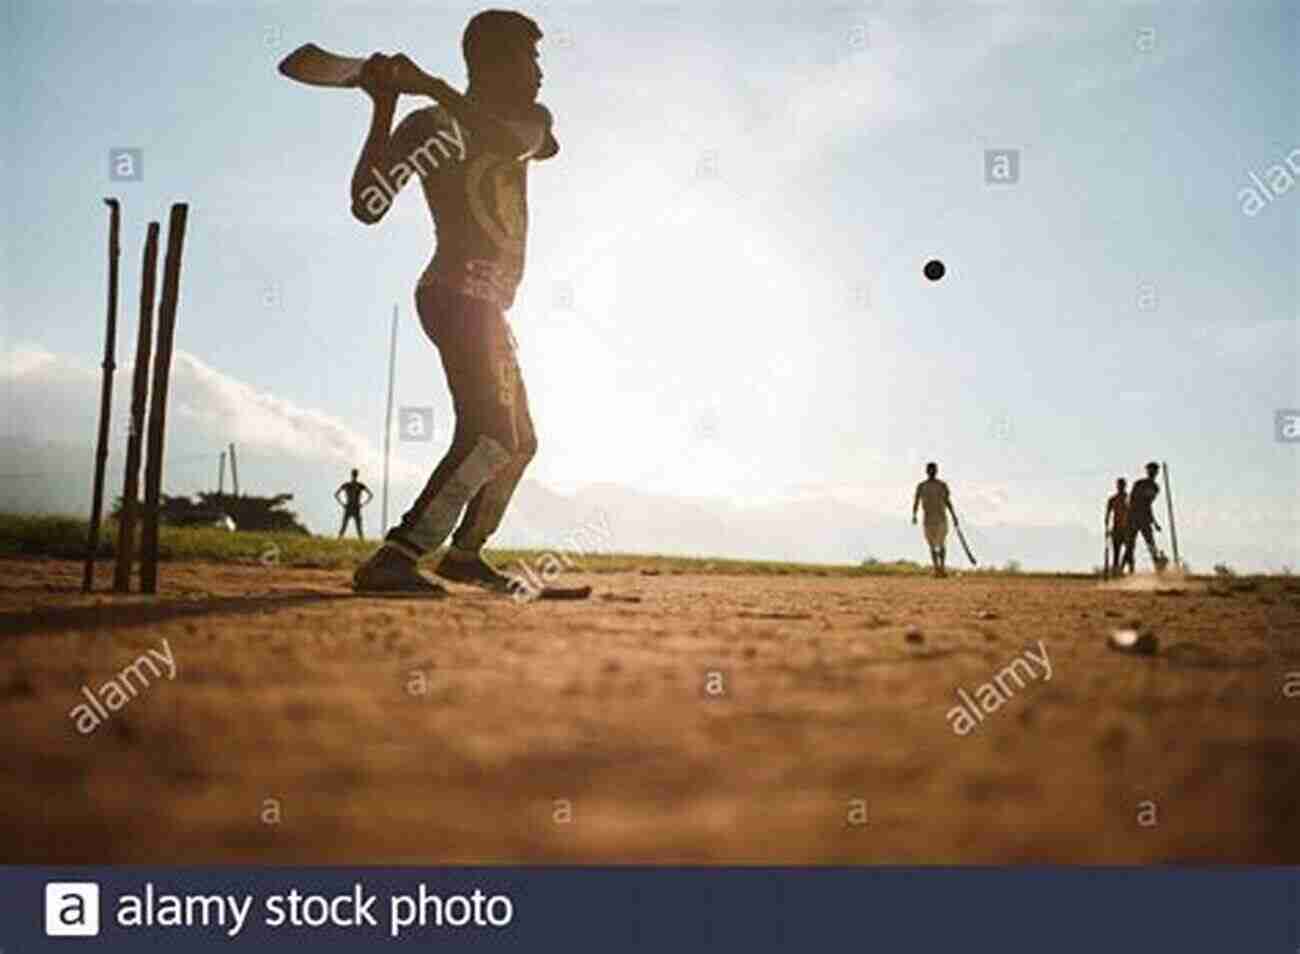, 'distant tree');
199,492,309,534
110,491,309,534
